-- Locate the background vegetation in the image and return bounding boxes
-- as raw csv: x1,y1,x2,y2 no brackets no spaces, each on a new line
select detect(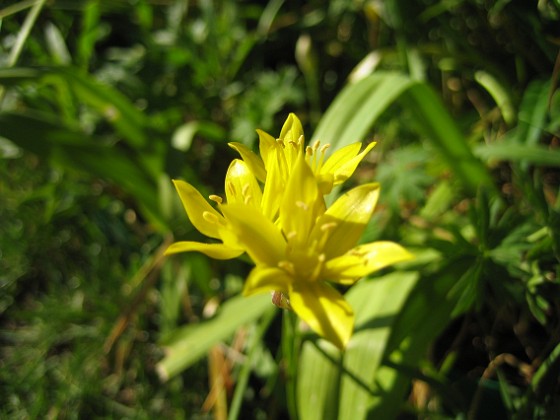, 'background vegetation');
1,0,559,418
